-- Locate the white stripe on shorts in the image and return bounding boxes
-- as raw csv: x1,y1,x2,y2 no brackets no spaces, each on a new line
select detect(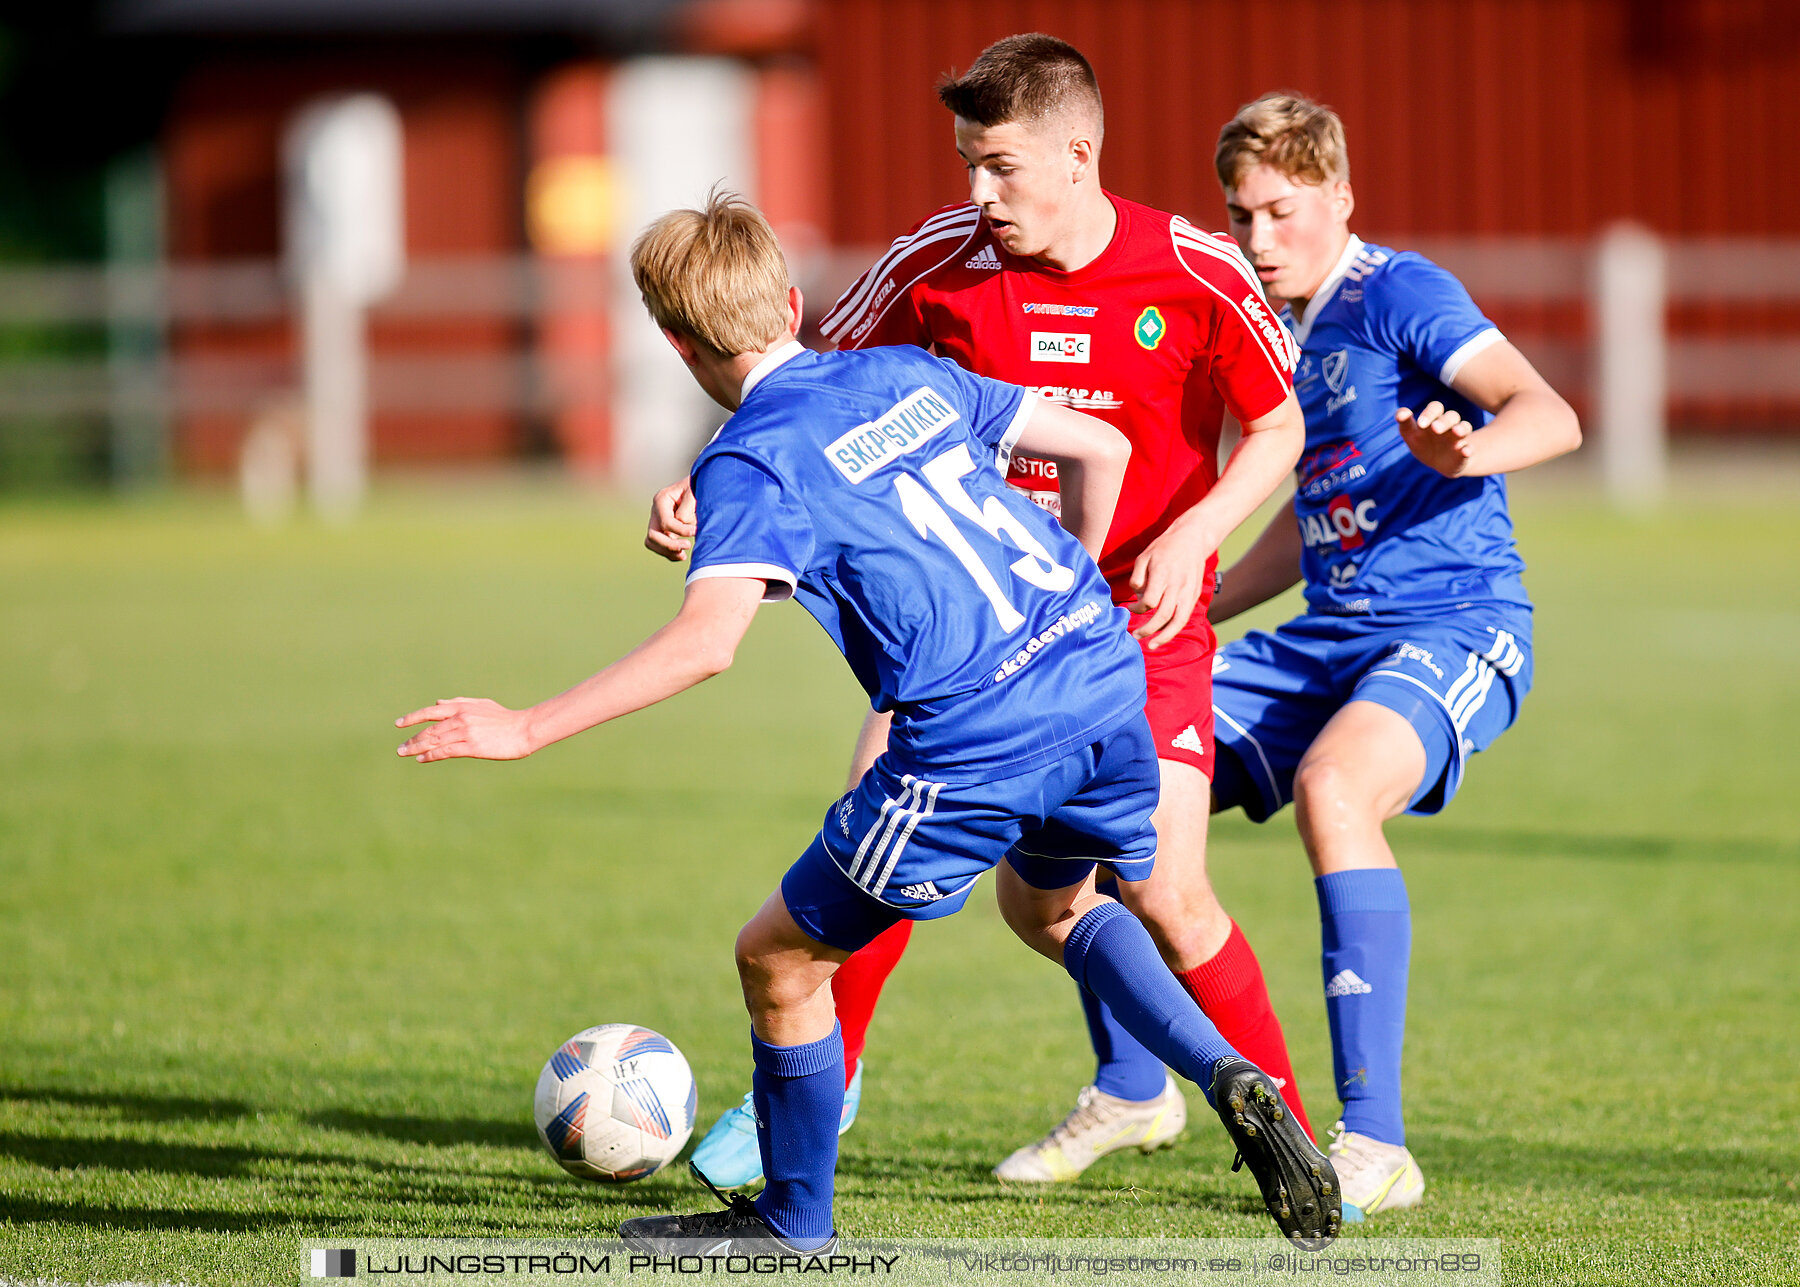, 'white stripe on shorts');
1449,657,1497,731
867,779,943,899
849,779,921,887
